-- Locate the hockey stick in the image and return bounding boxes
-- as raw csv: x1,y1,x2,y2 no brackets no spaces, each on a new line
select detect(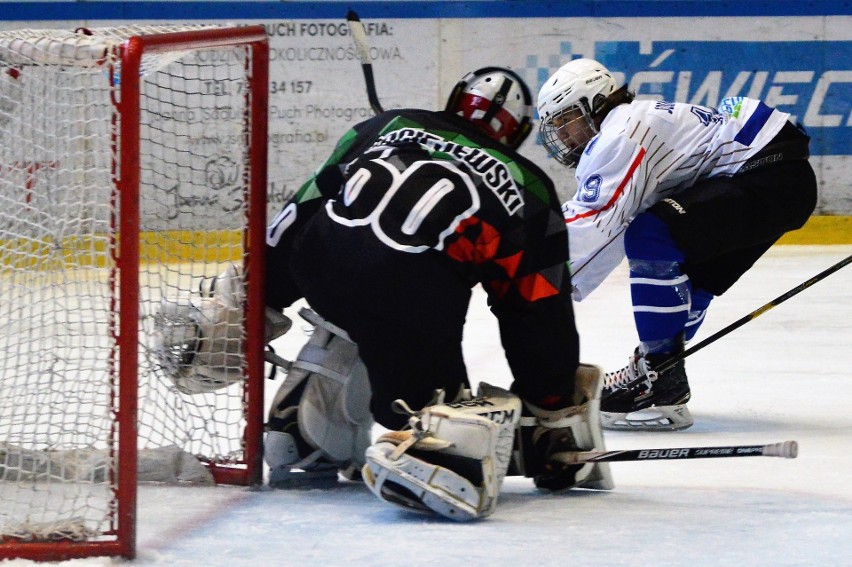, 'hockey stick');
574,440,798,463
656,253,852,373
346,9,384,115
